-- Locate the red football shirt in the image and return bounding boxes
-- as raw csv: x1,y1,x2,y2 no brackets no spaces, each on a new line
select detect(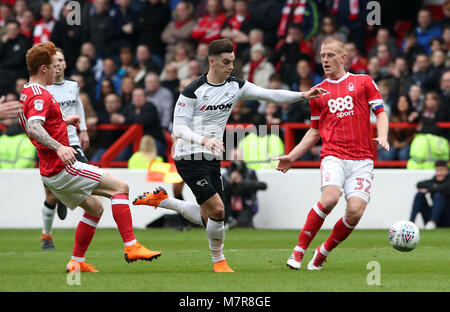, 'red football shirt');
309,72,385,160
19,83,69,177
